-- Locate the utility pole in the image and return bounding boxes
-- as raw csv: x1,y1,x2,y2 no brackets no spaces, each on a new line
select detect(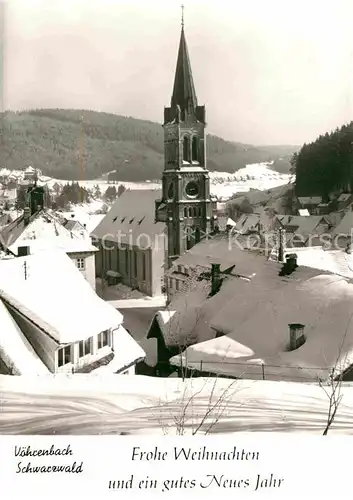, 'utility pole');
79,115,85,203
